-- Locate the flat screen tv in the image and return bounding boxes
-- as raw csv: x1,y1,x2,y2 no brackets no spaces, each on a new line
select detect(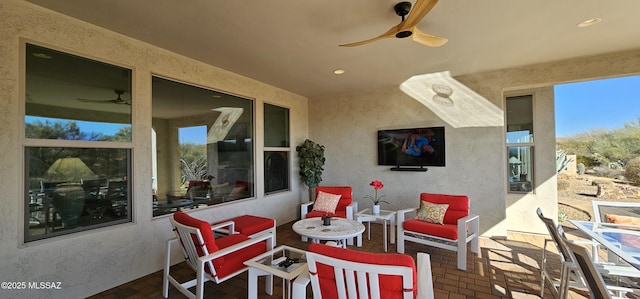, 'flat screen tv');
378,126,445,168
